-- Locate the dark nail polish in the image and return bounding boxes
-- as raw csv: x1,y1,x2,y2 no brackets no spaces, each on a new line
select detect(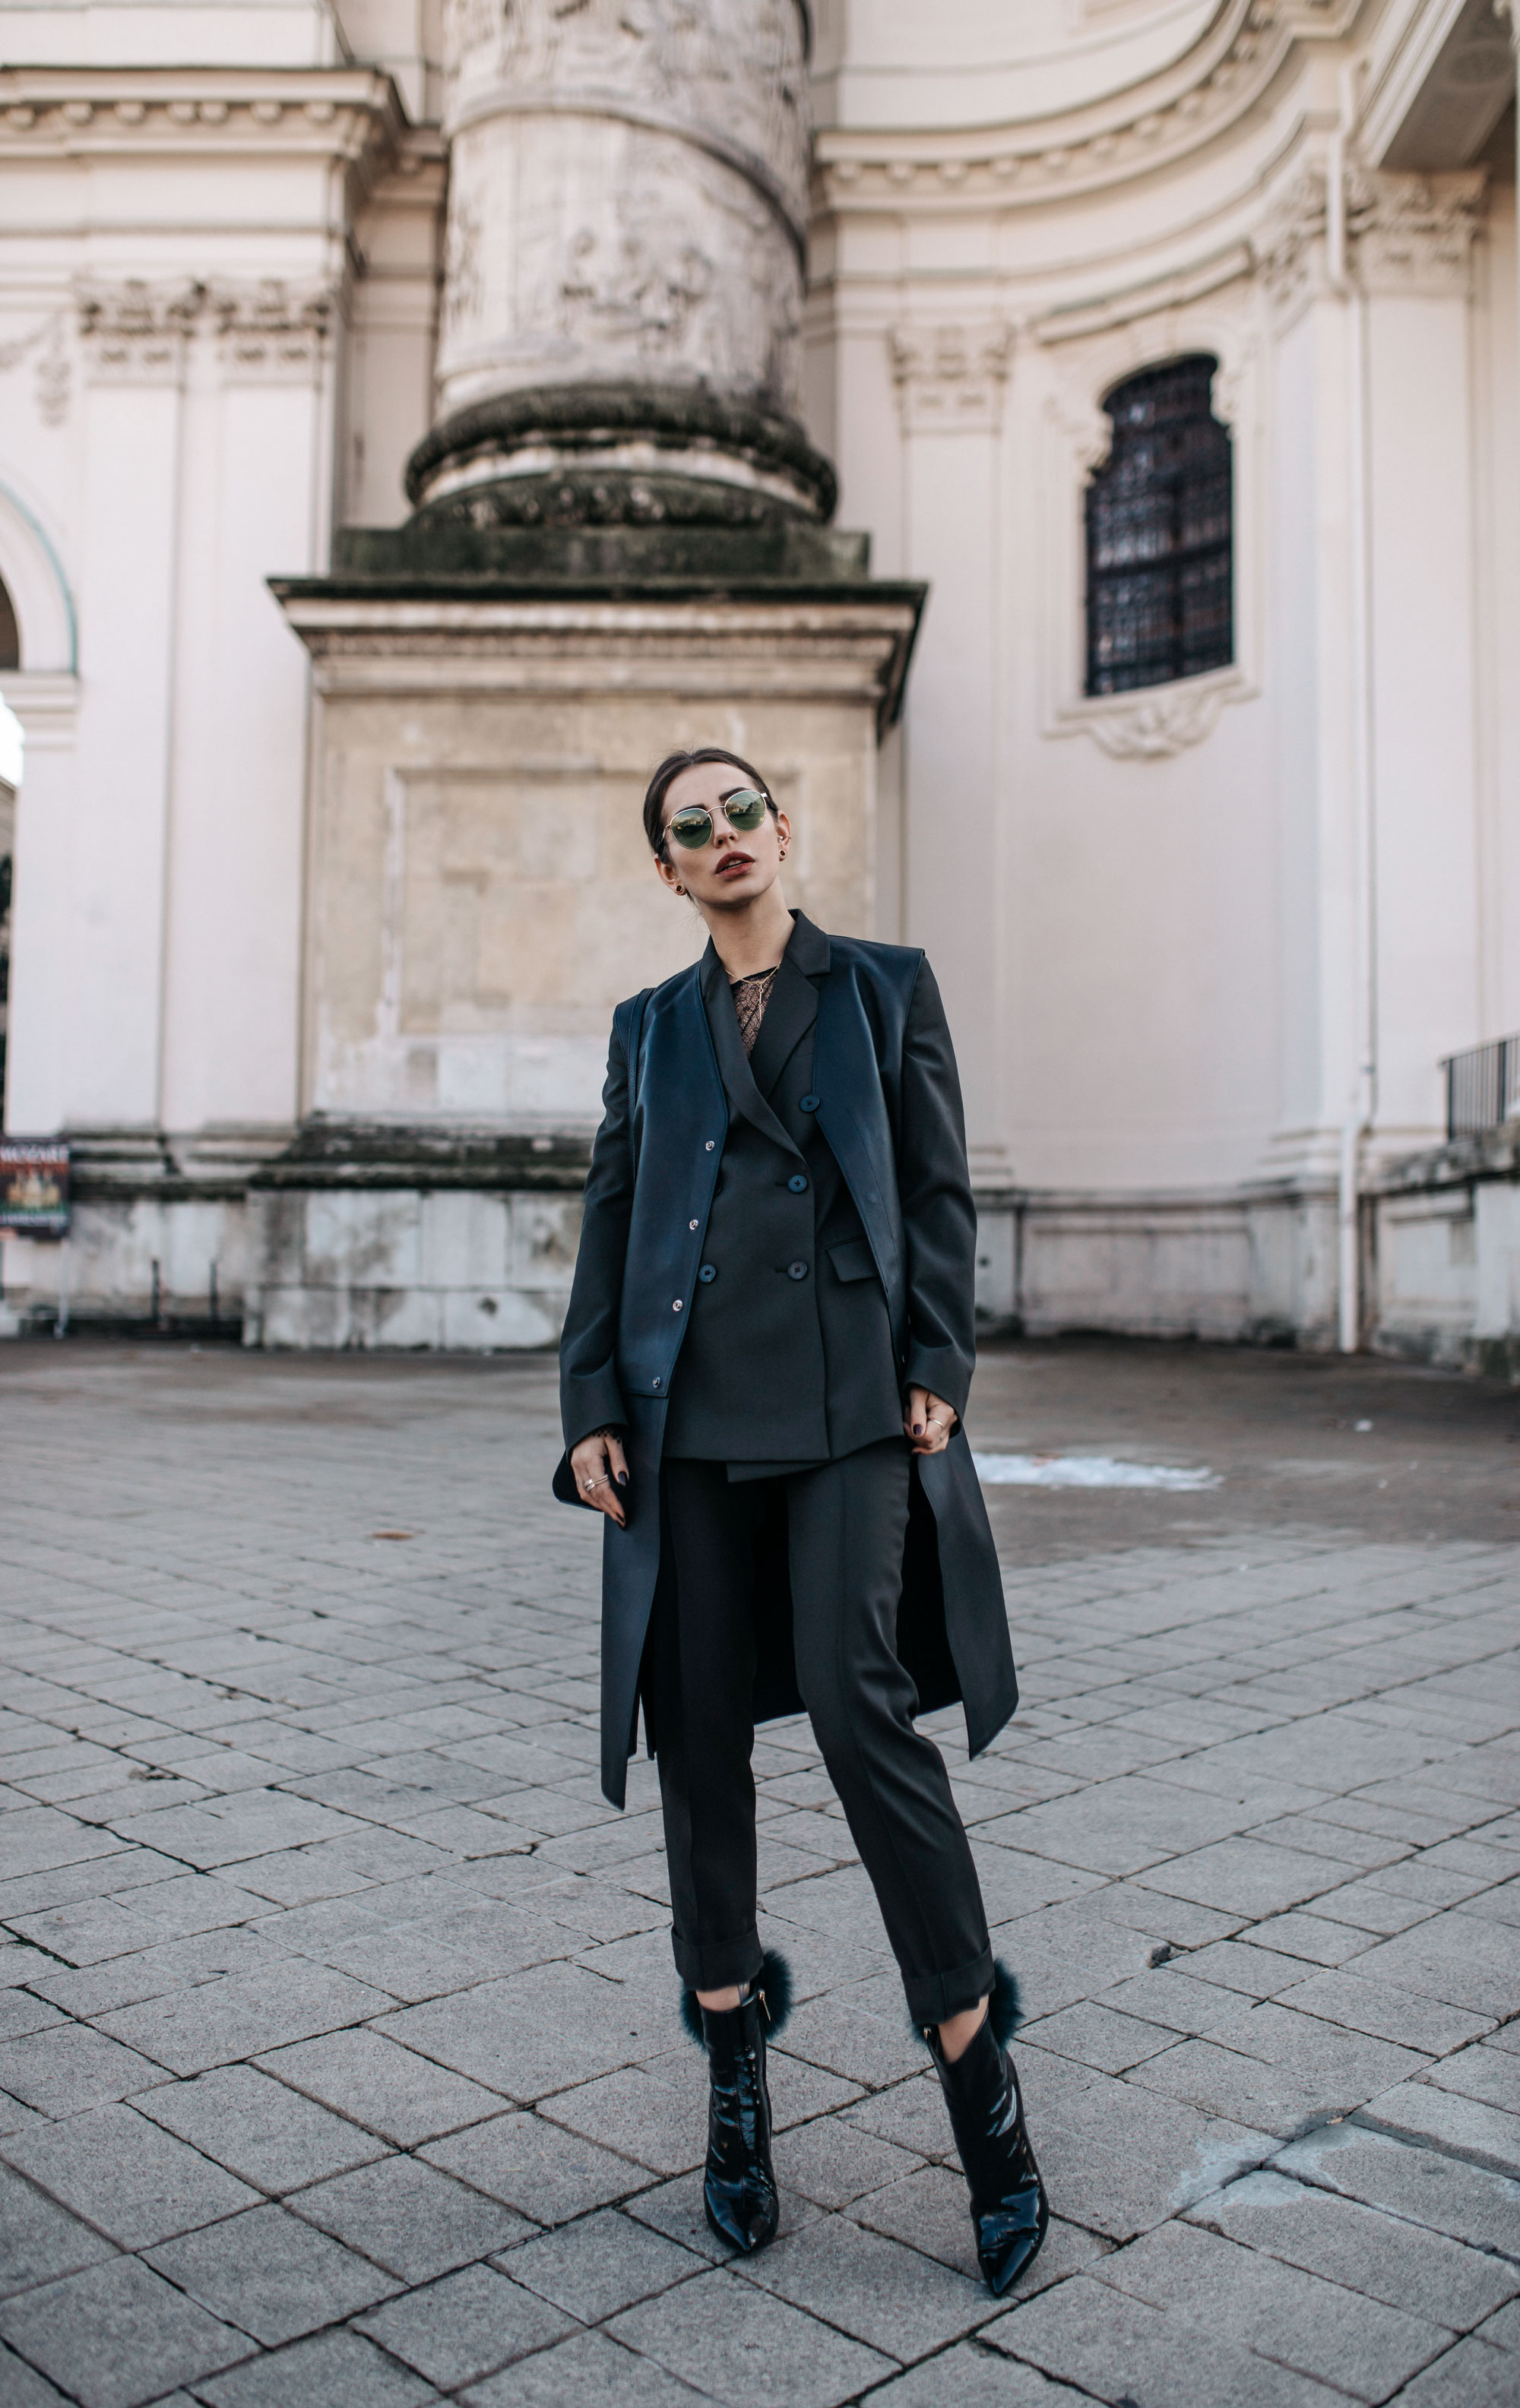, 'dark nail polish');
616,1470,628,1487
